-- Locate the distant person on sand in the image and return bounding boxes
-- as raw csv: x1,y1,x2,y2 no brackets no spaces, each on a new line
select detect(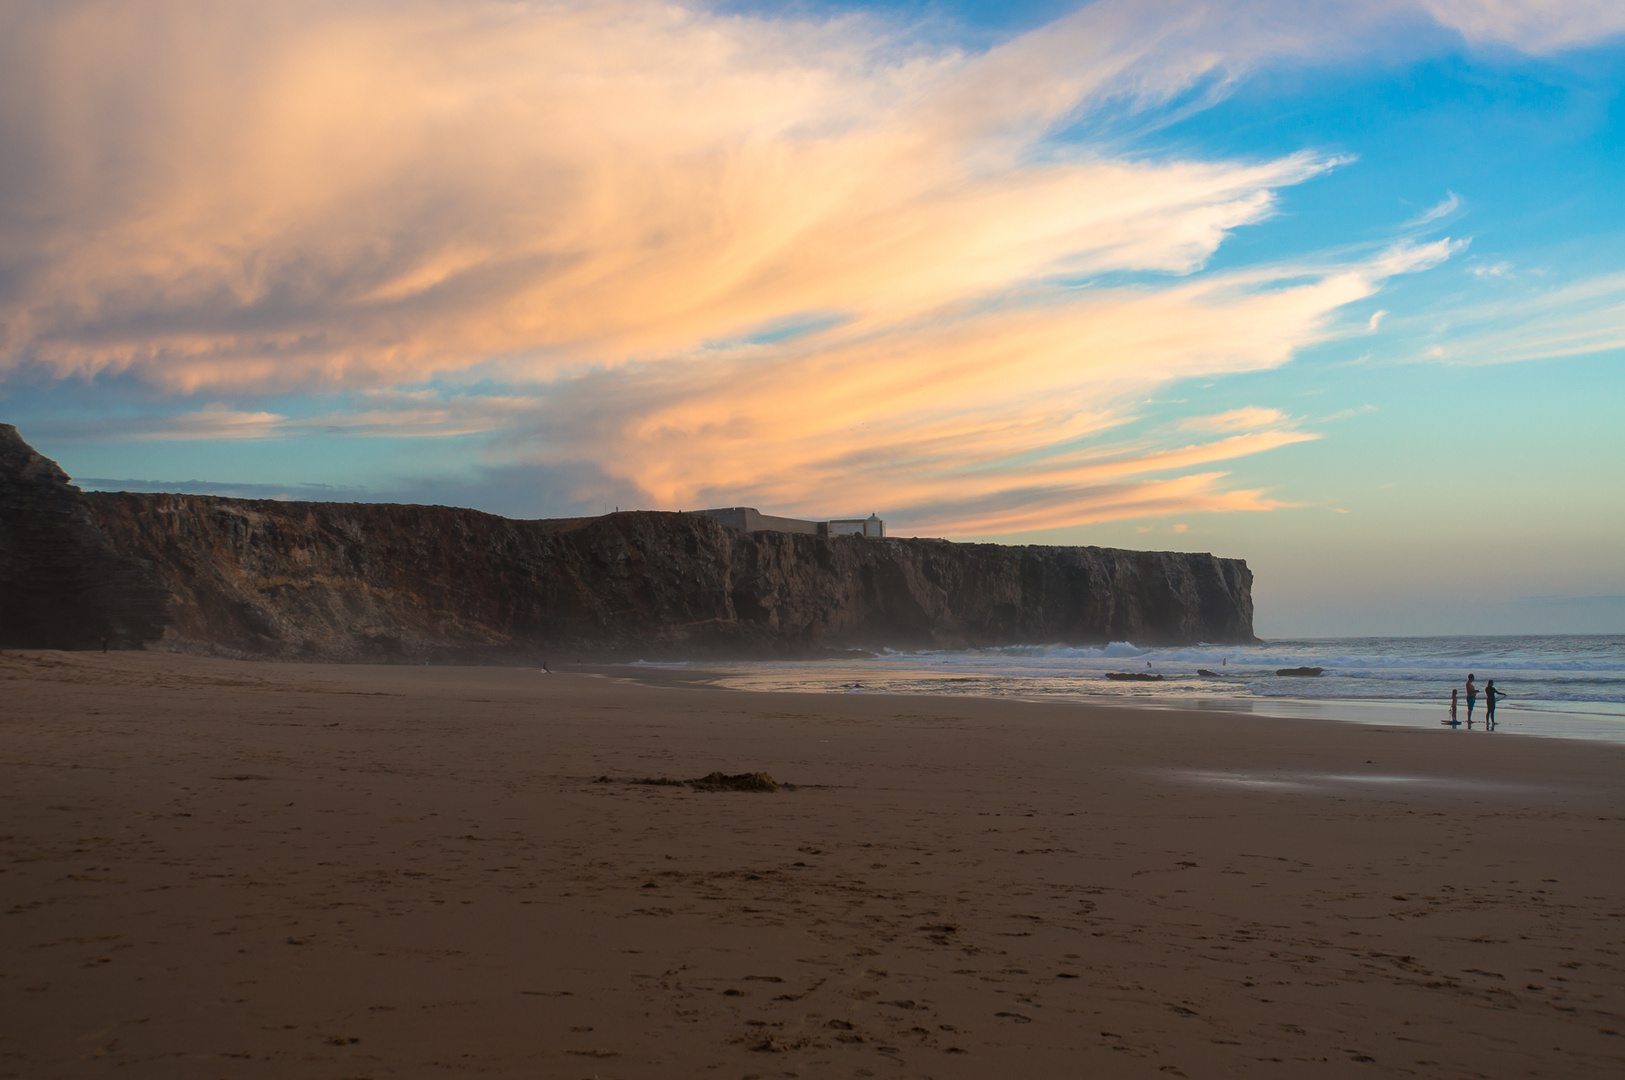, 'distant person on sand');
1485,679,1507,725
1450,687,1458,723
1465,674,1477,721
